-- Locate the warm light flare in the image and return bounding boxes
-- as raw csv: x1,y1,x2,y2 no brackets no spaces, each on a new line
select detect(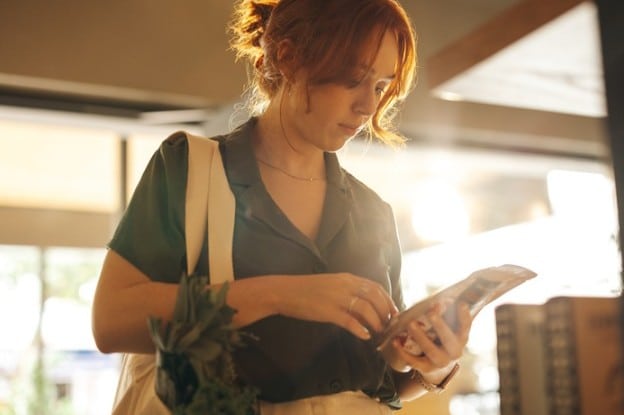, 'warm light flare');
410,180,470,243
